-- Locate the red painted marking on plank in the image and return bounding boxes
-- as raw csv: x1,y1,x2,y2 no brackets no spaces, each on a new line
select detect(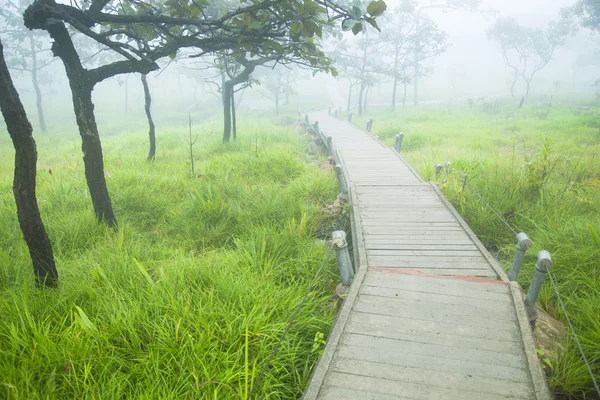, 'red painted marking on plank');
368,267,508,285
